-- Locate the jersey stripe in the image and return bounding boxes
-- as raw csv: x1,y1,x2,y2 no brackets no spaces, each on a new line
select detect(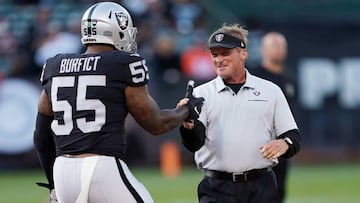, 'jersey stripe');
115,158,144,203
86,3,99,37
